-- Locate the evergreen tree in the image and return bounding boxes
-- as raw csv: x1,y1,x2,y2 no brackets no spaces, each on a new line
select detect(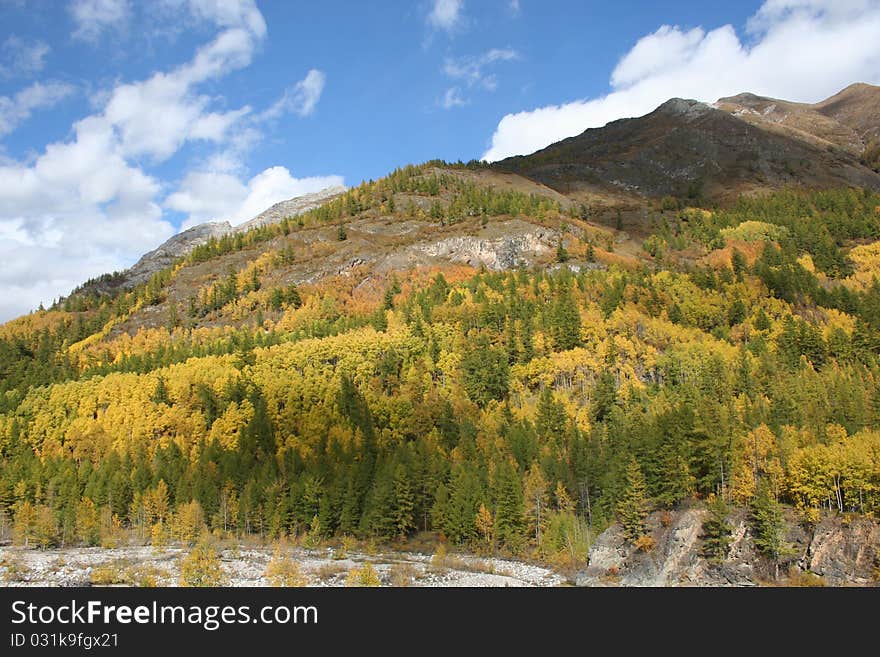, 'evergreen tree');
749,480,790,577
461,335,509,407
492,461,526,551
391,463,415,538
591,371,617,423
616,457,649,542
555,240,570,263
551,289,581,351
536,388,567,443
700,494,732,565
